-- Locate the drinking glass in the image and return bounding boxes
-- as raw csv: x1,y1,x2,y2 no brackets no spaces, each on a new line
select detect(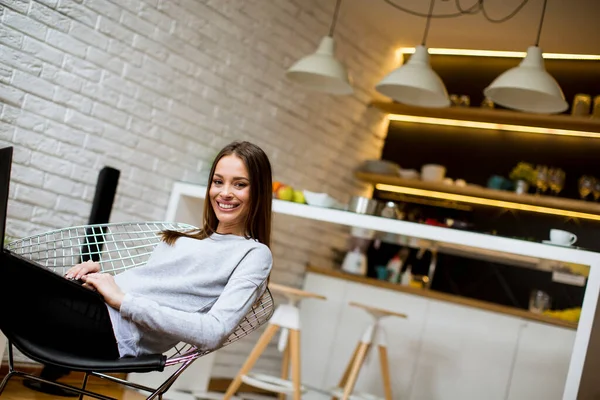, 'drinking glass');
592,95,600,119
548,168,565,195
579,175,594,200
593,179,600,201
529,290,551,314
535,165,549,195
